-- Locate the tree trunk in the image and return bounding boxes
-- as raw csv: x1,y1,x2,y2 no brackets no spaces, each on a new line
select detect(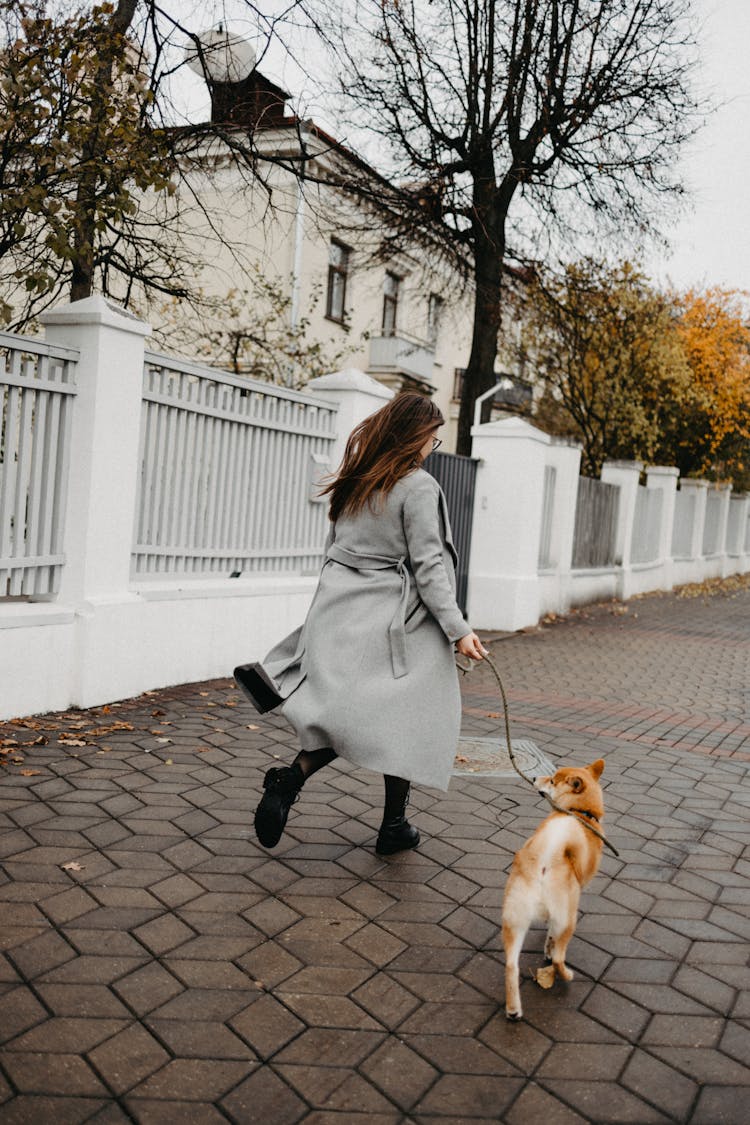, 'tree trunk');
69,0,138,302
456,231,505,455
